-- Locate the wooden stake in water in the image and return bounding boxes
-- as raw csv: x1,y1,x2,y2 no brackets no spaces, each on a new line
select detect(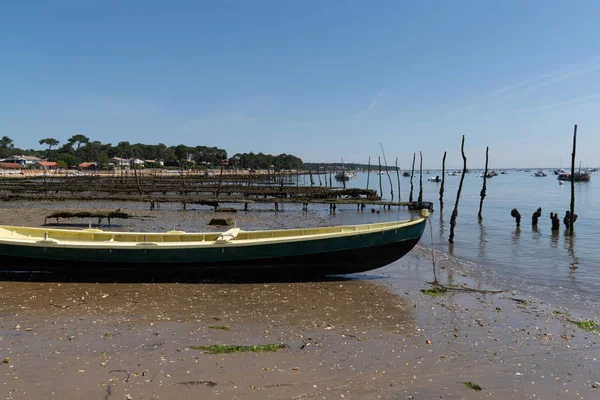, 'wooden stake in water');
366,156,371,190
439,151,446,209
395,156,401,202
378,156,383,199
216,162,224,197
569,125,577,236
418,151,423,203
449,135,467,244
428,217,438,285
409,153,415,203
478,146,489,221
341,159,346,189
380,143,394,201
